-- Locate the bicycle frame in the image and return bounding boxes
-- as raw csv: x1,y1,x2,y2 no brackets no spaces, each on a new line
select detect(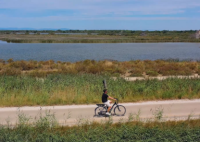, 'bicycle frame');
106,99,118,113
